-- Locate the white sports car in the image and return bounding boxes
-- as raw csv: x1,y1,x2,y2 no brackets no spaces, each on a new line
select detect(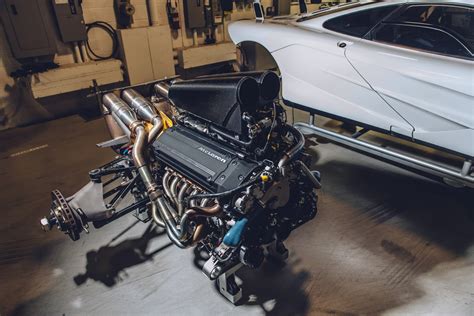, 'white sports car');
229,0,474,187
